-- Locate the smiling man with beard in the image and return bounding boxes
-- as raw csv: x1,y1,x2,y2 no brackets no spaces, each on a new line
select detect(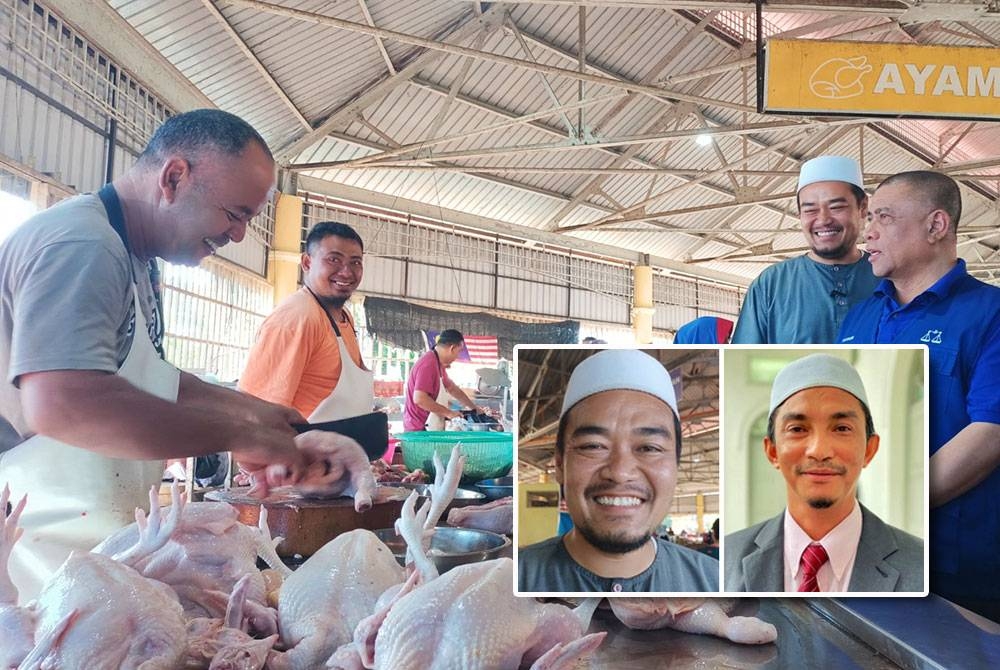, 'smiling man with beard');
241,222,373,422
517,349,719,593
724,354,923,593
732,155,879,344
